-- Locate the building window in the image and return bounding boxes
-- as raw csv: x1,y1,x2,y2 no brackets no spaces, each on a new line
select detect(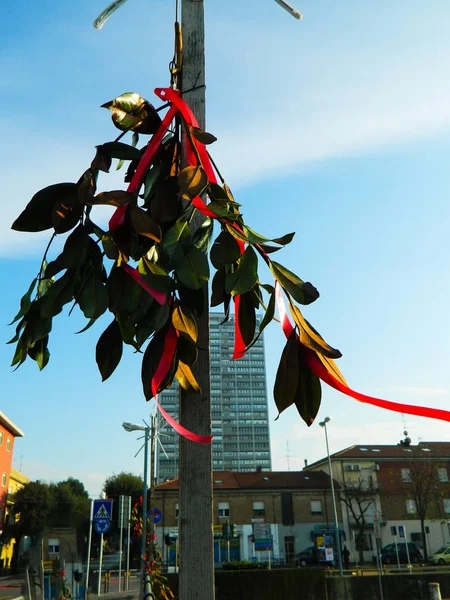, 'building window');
253,501,265,518
1,473,7,487
406,499,417,514
281,493,294,526
443,499,450,514
401,468,412,482
175,504,179,520
0,432,3,445
310,500,322,515
218,502,230,518
48,538,60,555
438,468,449,482
6,438,11,452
